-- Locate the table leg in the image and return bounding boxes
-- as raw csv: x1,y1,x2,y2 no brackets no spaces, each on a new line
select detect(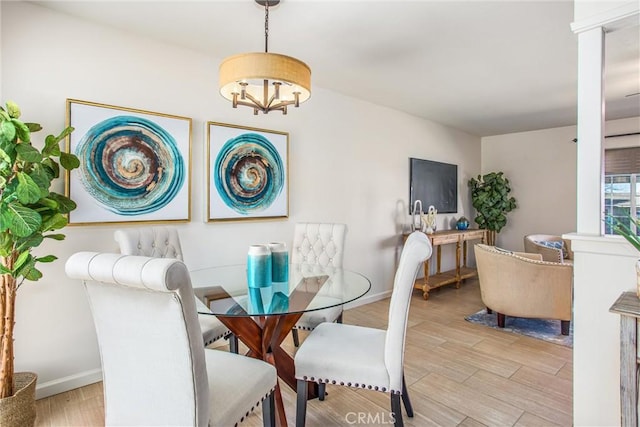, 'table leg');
216,313,320,427
463,240,468,268
455,240,461,288
422,258,430,300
